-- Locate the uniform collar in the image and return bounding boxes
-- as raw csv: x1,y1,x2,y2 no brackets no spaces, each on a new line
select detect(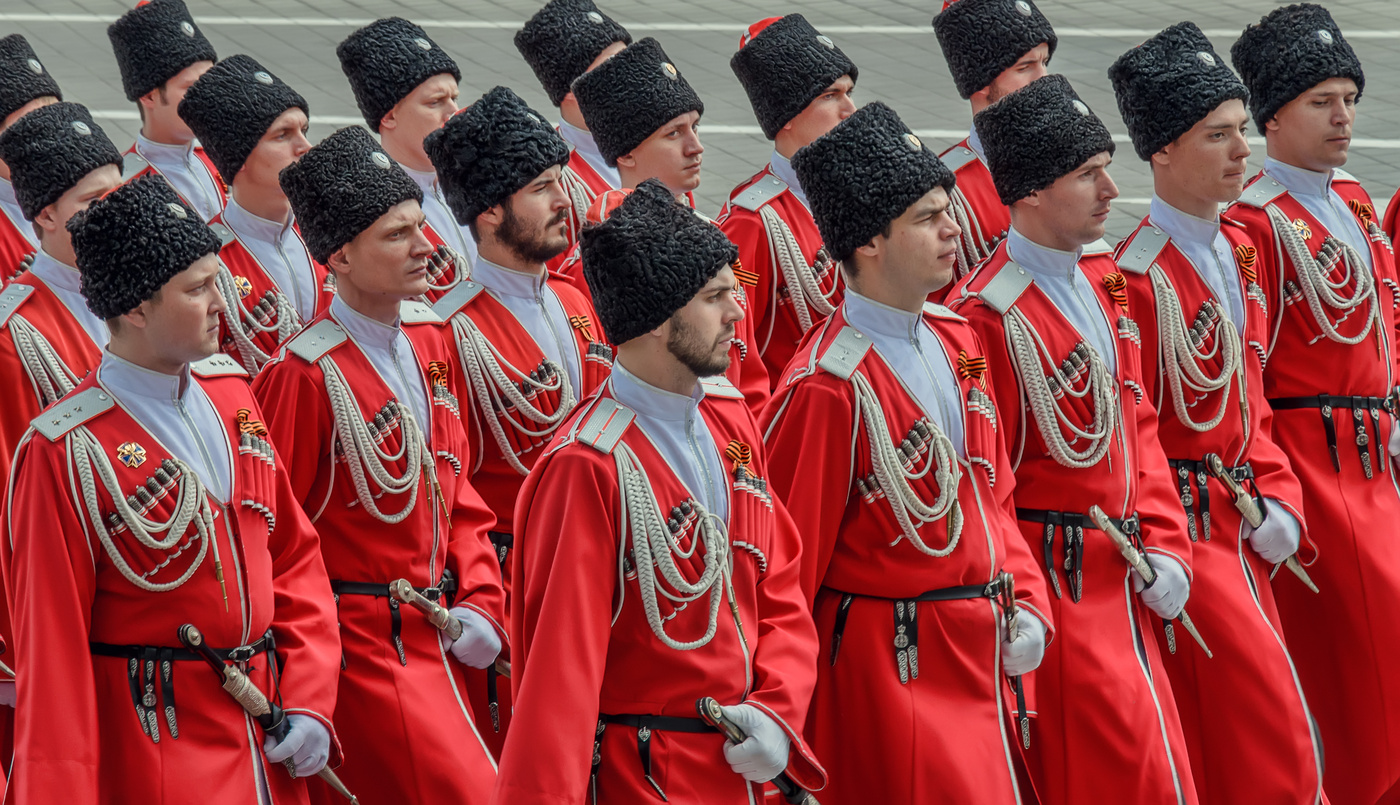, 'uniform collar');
1263,156,1334,199
28,247,81,292
1149,194,1221,248
1006,226,1082,279
967,125,987,164
98,348,193,406
610,359,702,423
471,256,547,300
843,288,922,342
768,151,810,211
400,163,440,197
331,294,402,352
558,118,607,168
222,195,294,242
0,176,17,206
136,132,196,165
